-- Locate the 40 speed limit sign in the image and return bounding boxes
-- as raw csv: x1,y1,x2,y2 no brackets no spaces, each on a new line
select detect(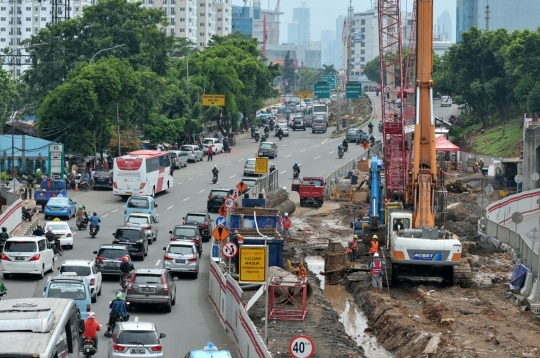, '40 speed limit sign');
289,335,314,358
